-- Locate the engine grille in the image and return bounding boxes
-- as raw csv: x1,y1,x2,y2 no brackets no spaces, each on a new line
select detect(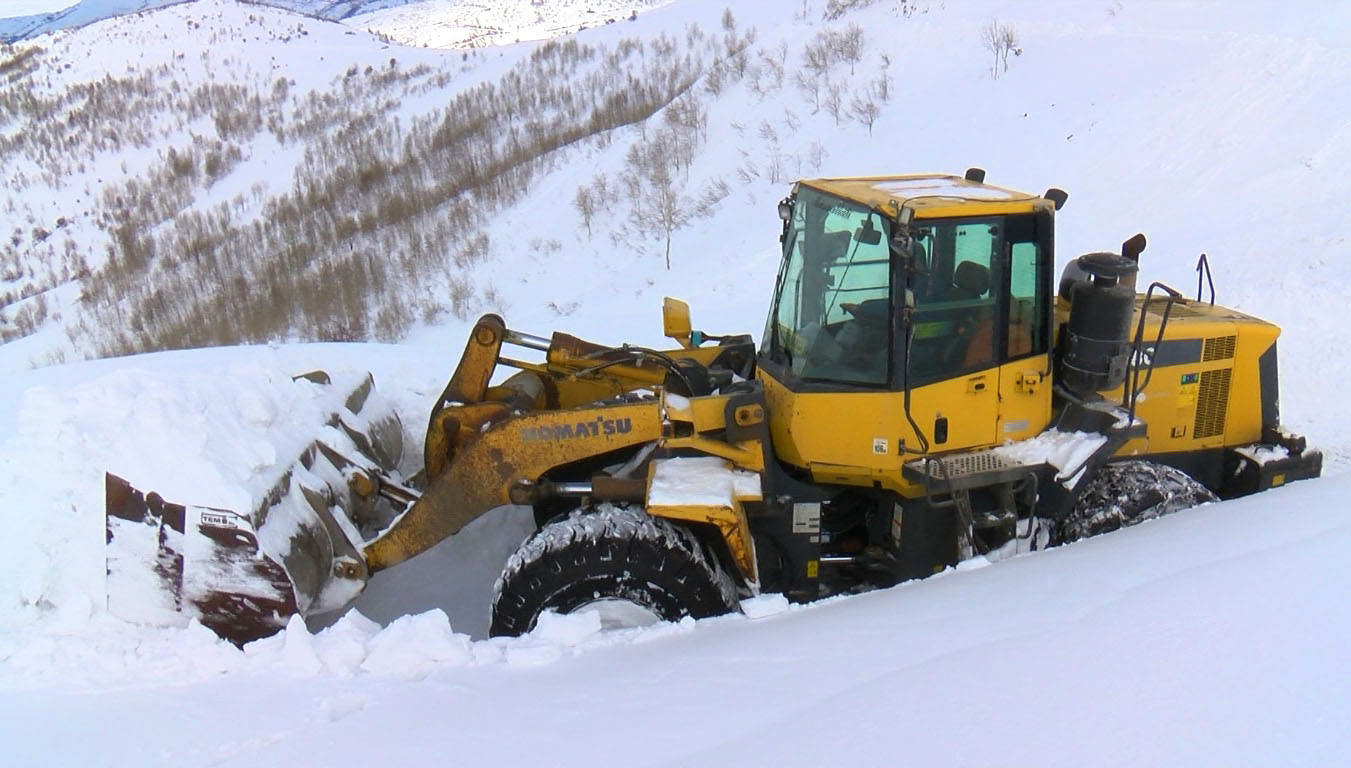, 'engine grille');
1193,367,1232,439
1202,335,1237,362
